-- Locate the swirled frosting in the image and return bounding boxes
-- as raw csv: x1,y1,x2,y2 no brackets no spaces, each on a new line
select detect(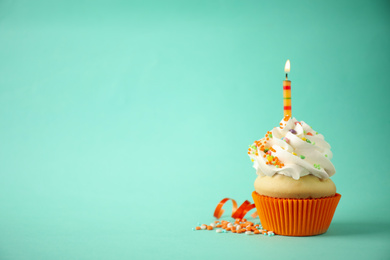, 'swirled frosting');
248,116,335,180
